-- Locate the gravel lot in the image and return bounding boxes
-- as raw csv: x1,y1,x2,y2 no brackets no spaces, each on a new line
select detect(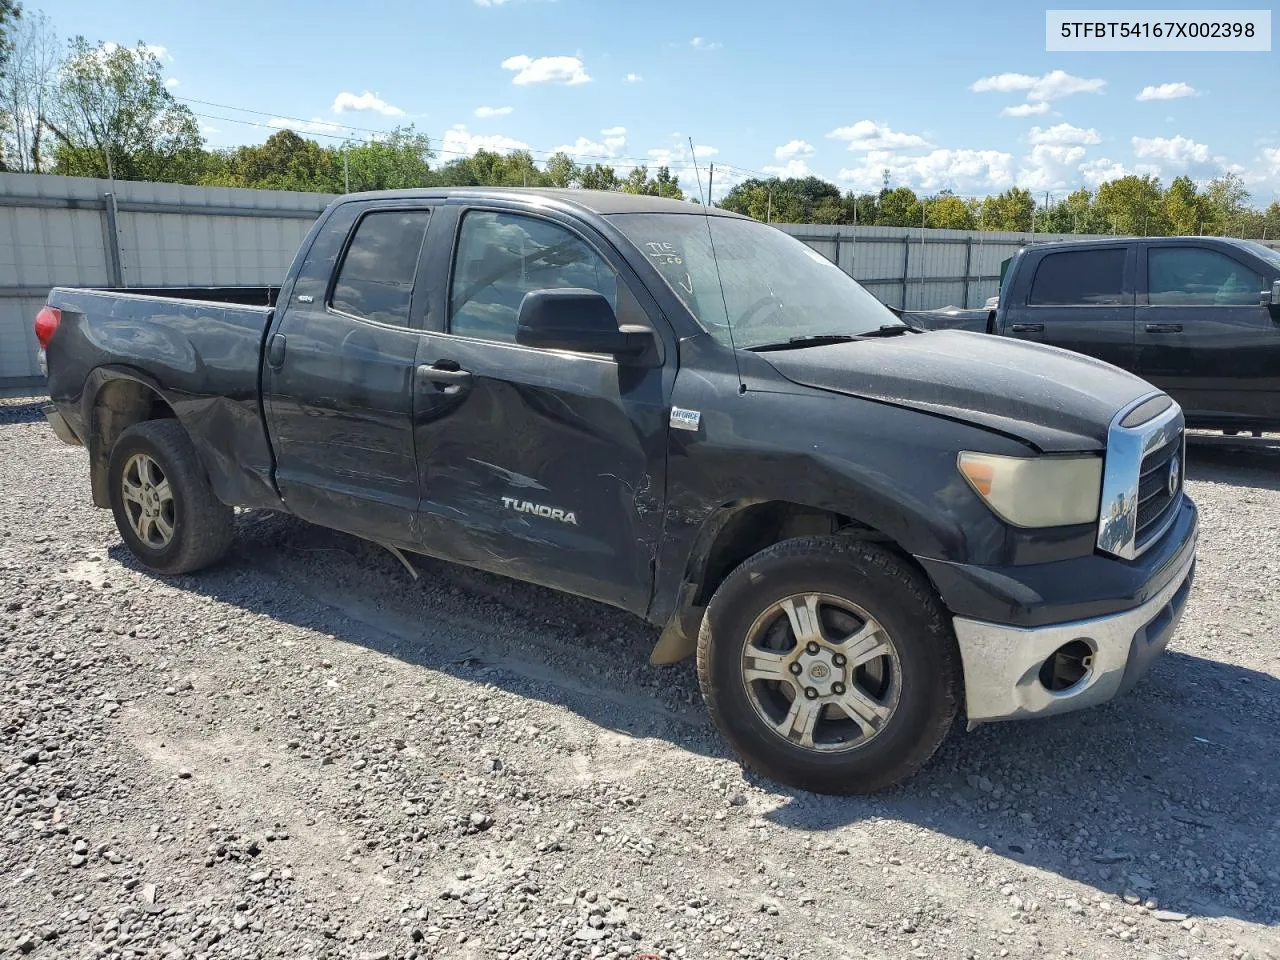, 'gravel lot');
2,395,1278,960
